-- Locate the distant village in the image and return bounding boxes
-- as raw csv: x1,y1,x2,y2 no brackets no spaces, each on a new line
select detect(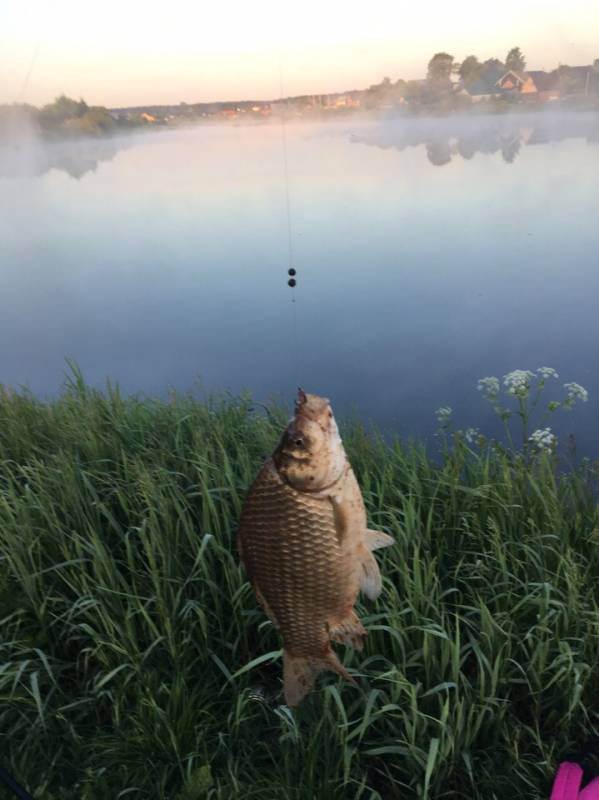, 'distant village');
2,49,598,143
109,49,599,126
